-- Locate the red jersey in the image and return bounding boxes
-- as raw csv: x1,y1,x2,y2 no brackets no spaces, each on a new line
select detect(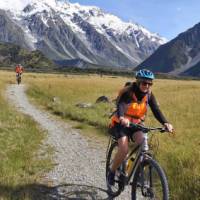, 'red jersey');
15,65,24,73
